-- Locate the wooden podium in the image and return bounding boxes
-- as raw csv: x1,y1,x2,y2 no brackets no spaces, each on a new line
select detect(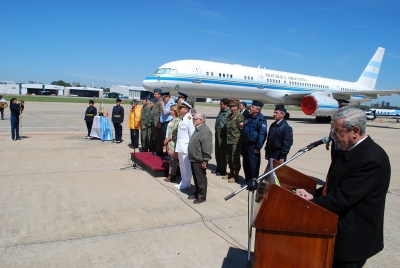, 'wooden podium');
252,161,338,268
